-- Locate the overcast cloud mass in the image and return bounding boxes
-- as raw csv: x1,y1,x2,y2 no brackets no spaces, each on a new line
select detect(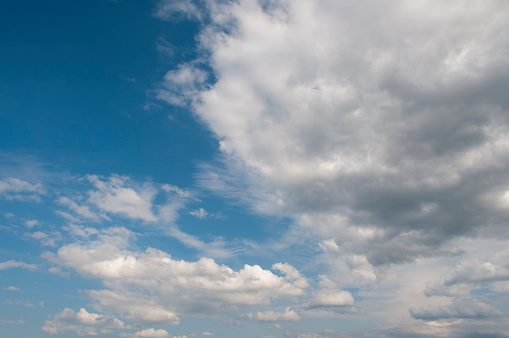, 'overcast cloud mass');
1,0,509,337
